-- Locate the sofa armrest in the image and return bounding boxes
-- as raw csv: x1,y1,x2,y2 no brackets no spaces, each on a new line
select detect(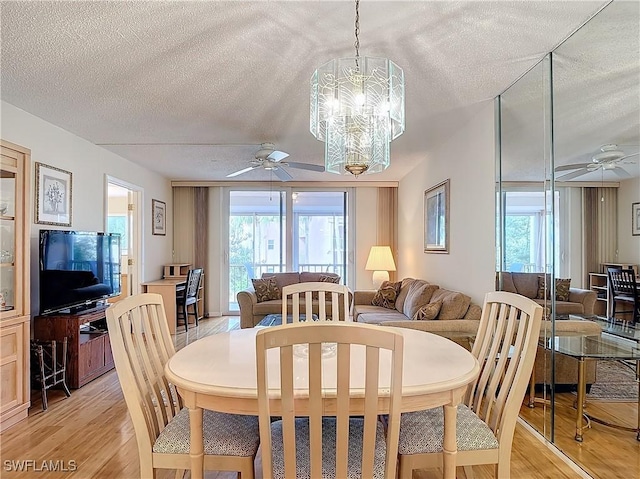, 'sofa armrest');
354,290,376,305
237,288,258,329
568,288,597,315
